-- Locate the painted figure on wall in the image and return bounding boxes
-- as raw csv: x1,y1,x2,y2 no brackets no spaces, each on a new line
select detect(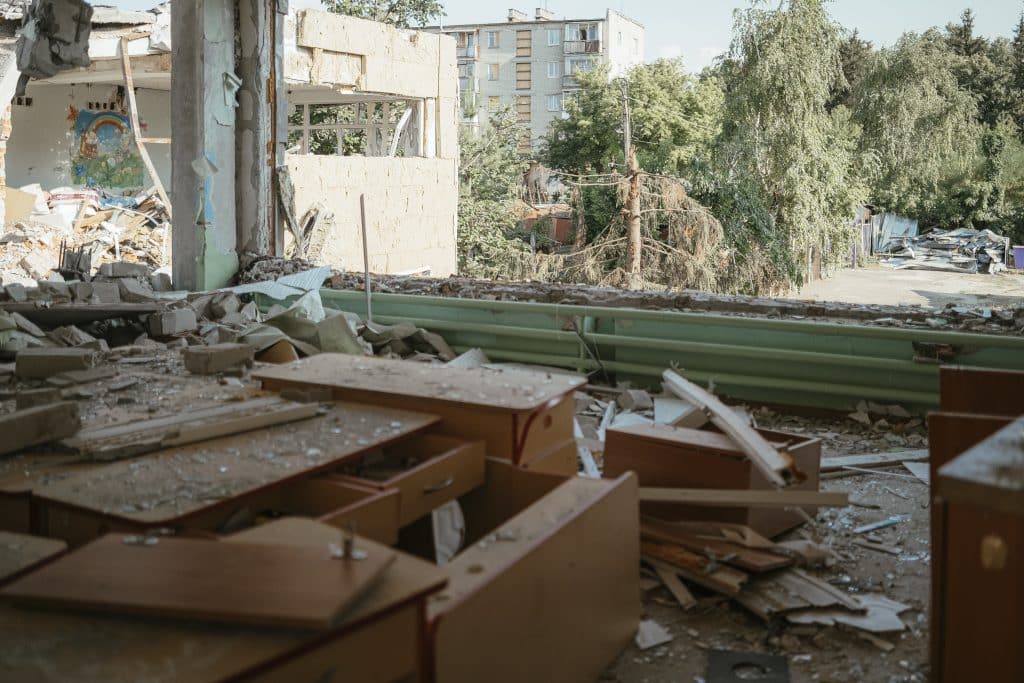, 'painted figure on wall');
69,107,145,188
